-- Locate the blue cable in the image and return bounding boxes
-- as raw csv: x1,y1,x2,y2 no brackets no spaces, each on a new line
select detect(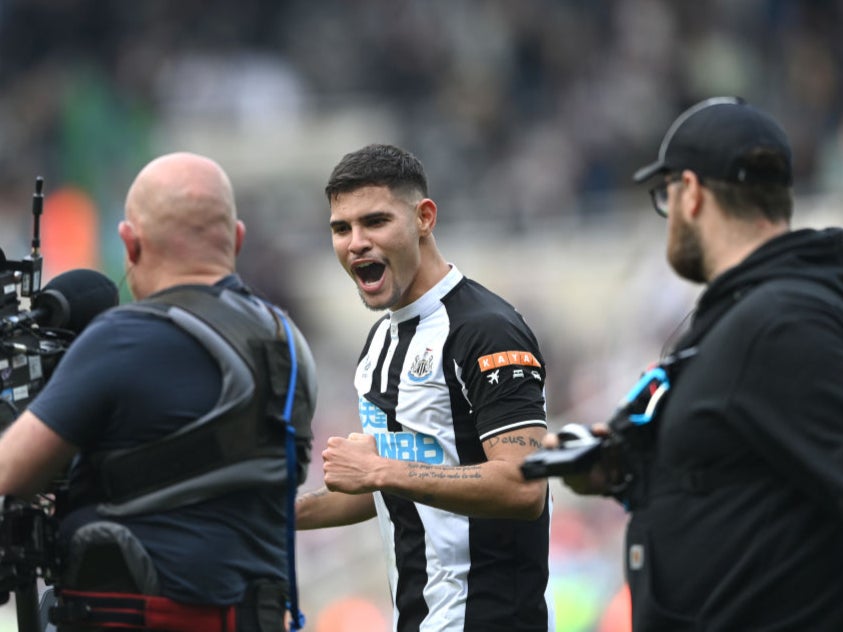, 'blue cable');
274,308,306,631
